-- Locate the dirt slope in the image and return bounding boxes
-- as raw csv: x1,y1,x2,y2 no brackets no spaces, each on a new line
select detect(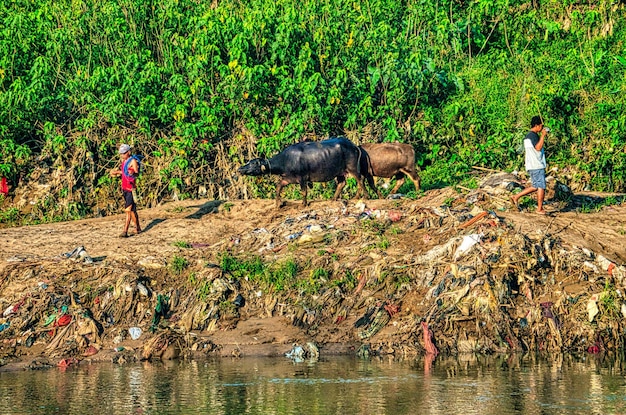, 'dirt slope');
1,187,625,369
2,191,624,266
